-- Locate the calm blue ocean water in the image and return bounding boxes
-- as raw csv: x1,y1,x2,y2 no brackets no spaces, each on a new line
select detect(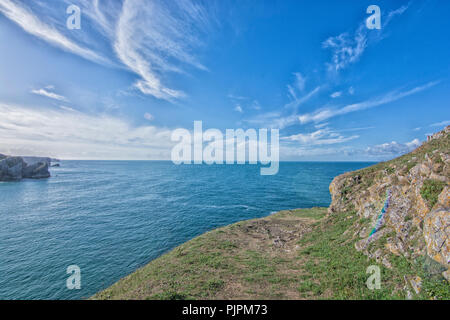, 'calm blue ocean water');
0,161,372,299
